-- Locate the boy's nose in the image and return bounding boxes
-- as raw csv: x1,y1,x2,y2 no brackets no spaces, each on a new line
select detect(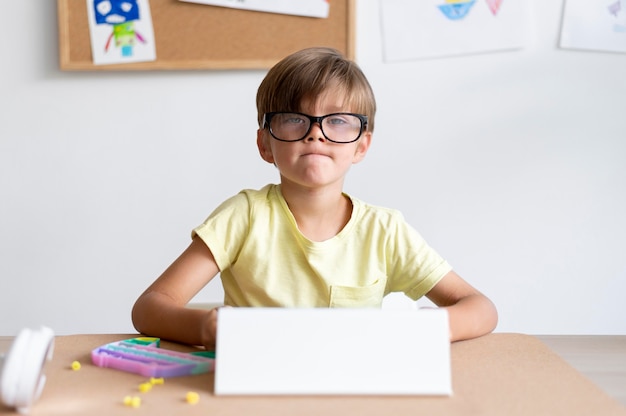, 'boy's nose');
306,122,326,141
